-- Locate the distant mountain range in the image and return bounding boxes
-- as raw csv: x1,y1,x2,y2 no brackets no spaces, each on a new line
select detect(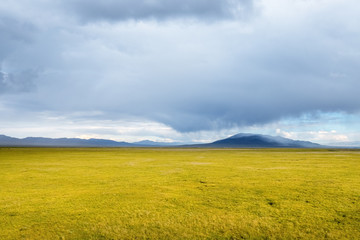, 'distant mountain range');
327,141,360,148
0,135,134,147
0,133,328,148
133,140,182,146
